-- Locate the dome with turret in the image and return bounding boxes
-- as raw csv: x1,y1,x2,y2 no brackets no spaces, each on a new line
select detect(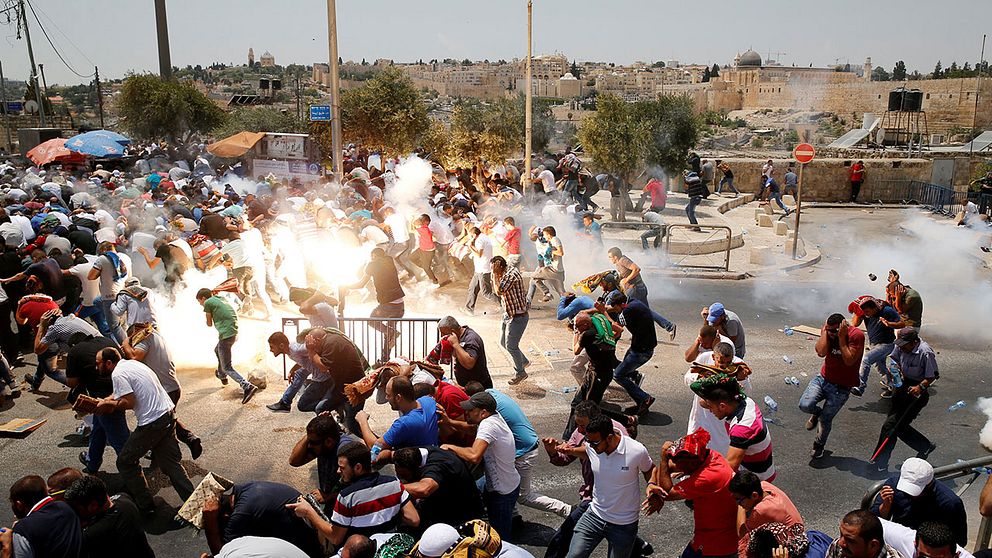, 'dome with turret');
738,50,762,67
